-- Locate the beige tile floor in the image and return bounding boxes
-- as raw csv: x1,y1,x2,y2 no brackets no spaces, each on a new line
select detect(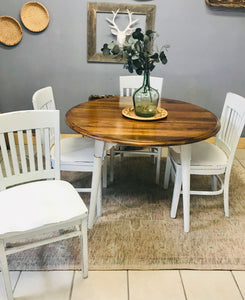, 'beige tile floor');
1,270,245,300
0,149,245,300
